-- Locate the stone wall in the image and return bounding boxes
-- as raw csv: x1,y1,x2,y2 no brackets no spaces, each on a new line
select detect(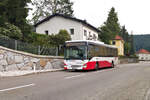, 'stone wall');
119,58,139,64
0,46,64,72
